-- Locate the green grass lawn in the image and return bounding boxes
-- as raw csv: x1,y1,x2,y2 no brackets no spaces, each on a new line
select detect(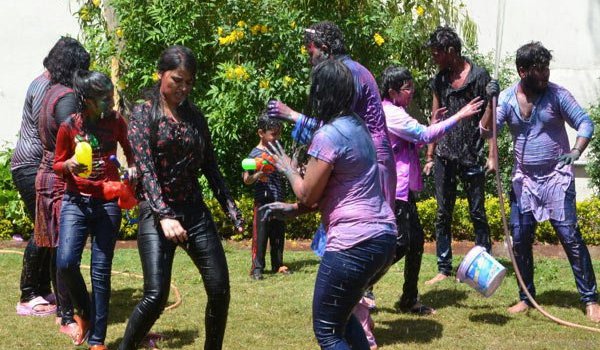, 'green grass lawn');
1,243,599,349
